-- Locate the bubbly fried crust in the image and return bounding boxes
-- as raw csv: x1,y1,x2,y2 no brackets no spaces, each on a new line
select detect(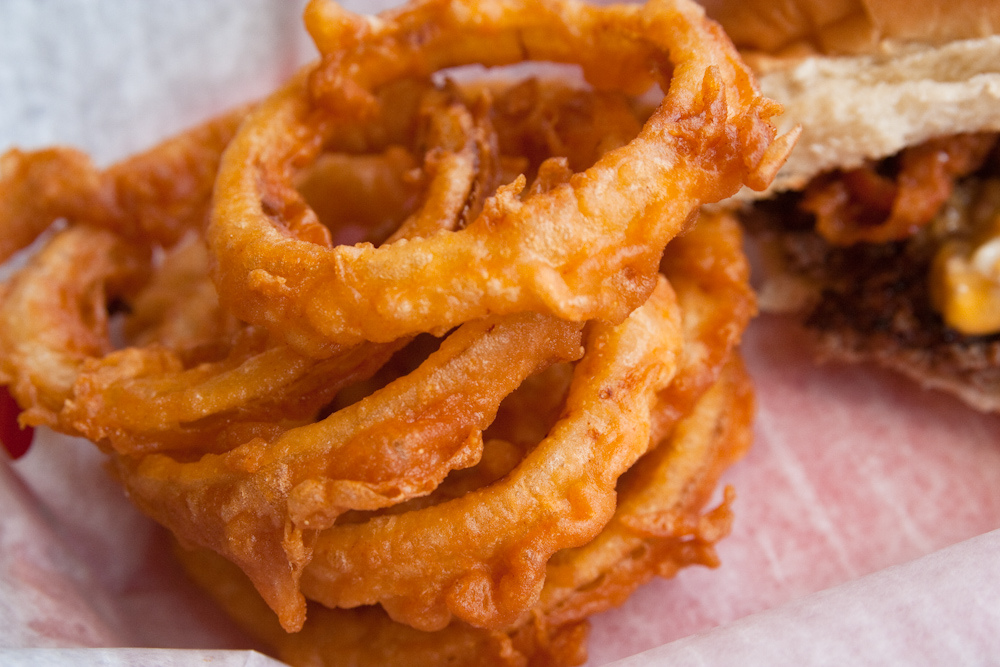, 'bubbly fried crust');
298,210,754,633
0,0,781,654
113,312,584,632
209,0,789,355
172,354,754,667
0,106,247,263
